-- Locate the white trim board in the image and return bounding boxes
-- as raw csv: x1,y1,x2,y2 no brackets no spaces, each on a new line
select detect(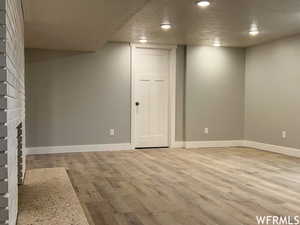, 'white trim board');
185,140,244,148
172,141,185,148
244,141,300,158
184,140,300,158
25,141,300,158
130,43,177,149
175,140,300,158
26,143,134,155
